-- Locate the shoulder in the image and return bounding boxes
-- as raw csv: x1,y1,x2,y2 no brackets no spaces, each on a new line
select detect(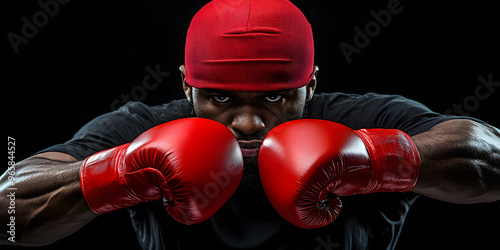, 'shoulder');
309,92,448,135
112,99,190,126
309,92,424,123
84,100,191,145
37,100,190,160
147,99,191,122
310,92,425,110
